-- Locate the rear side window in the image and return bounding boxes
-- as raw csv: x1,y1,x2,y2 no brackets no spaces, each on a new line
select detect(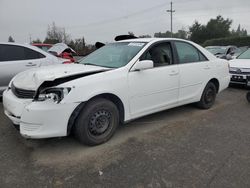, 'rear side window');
0,44,25,61
175,41,207,64
24,48,45,59
0,44,45,62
